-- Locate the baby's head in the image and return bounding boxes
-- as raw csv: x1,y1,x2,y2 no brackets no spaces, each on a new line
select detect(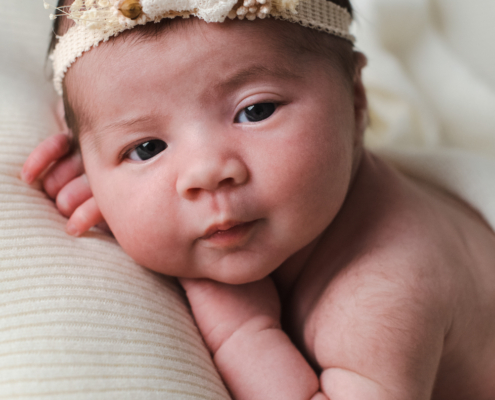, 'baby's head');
51,0,368,284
